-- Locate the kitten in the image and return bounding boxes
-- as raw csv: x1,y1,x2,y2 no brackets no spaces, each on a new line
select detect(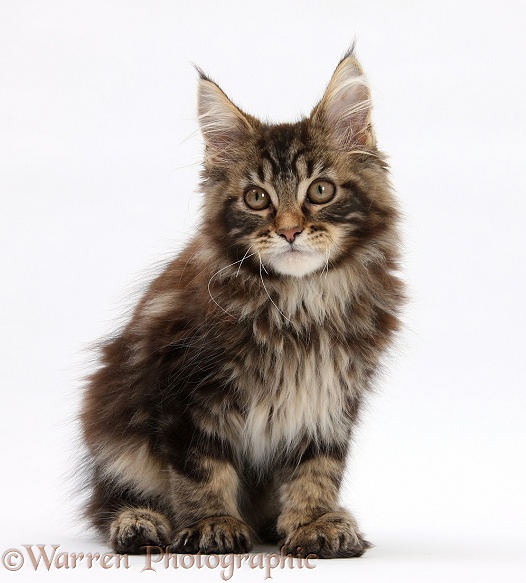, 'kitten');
80,47,404,559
